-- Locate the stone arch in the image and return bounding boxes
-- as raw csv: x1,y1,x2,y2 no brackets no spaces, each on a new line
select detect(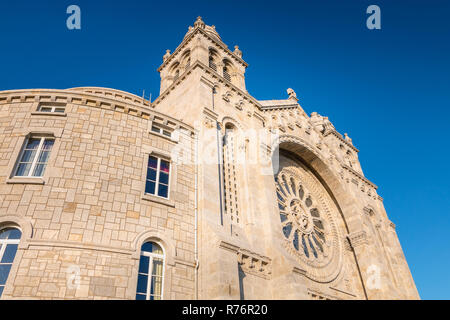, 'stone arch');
222,58,235,80
180,49,191,70
271,134,362,235
208,47,220,69
222,57,234,69
130,229,176,300
208,47,219,56
220,116,244,133
219,116,248,227
132,229,176,266
0,215,33,249
270,135,370,295
168,61,180,79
